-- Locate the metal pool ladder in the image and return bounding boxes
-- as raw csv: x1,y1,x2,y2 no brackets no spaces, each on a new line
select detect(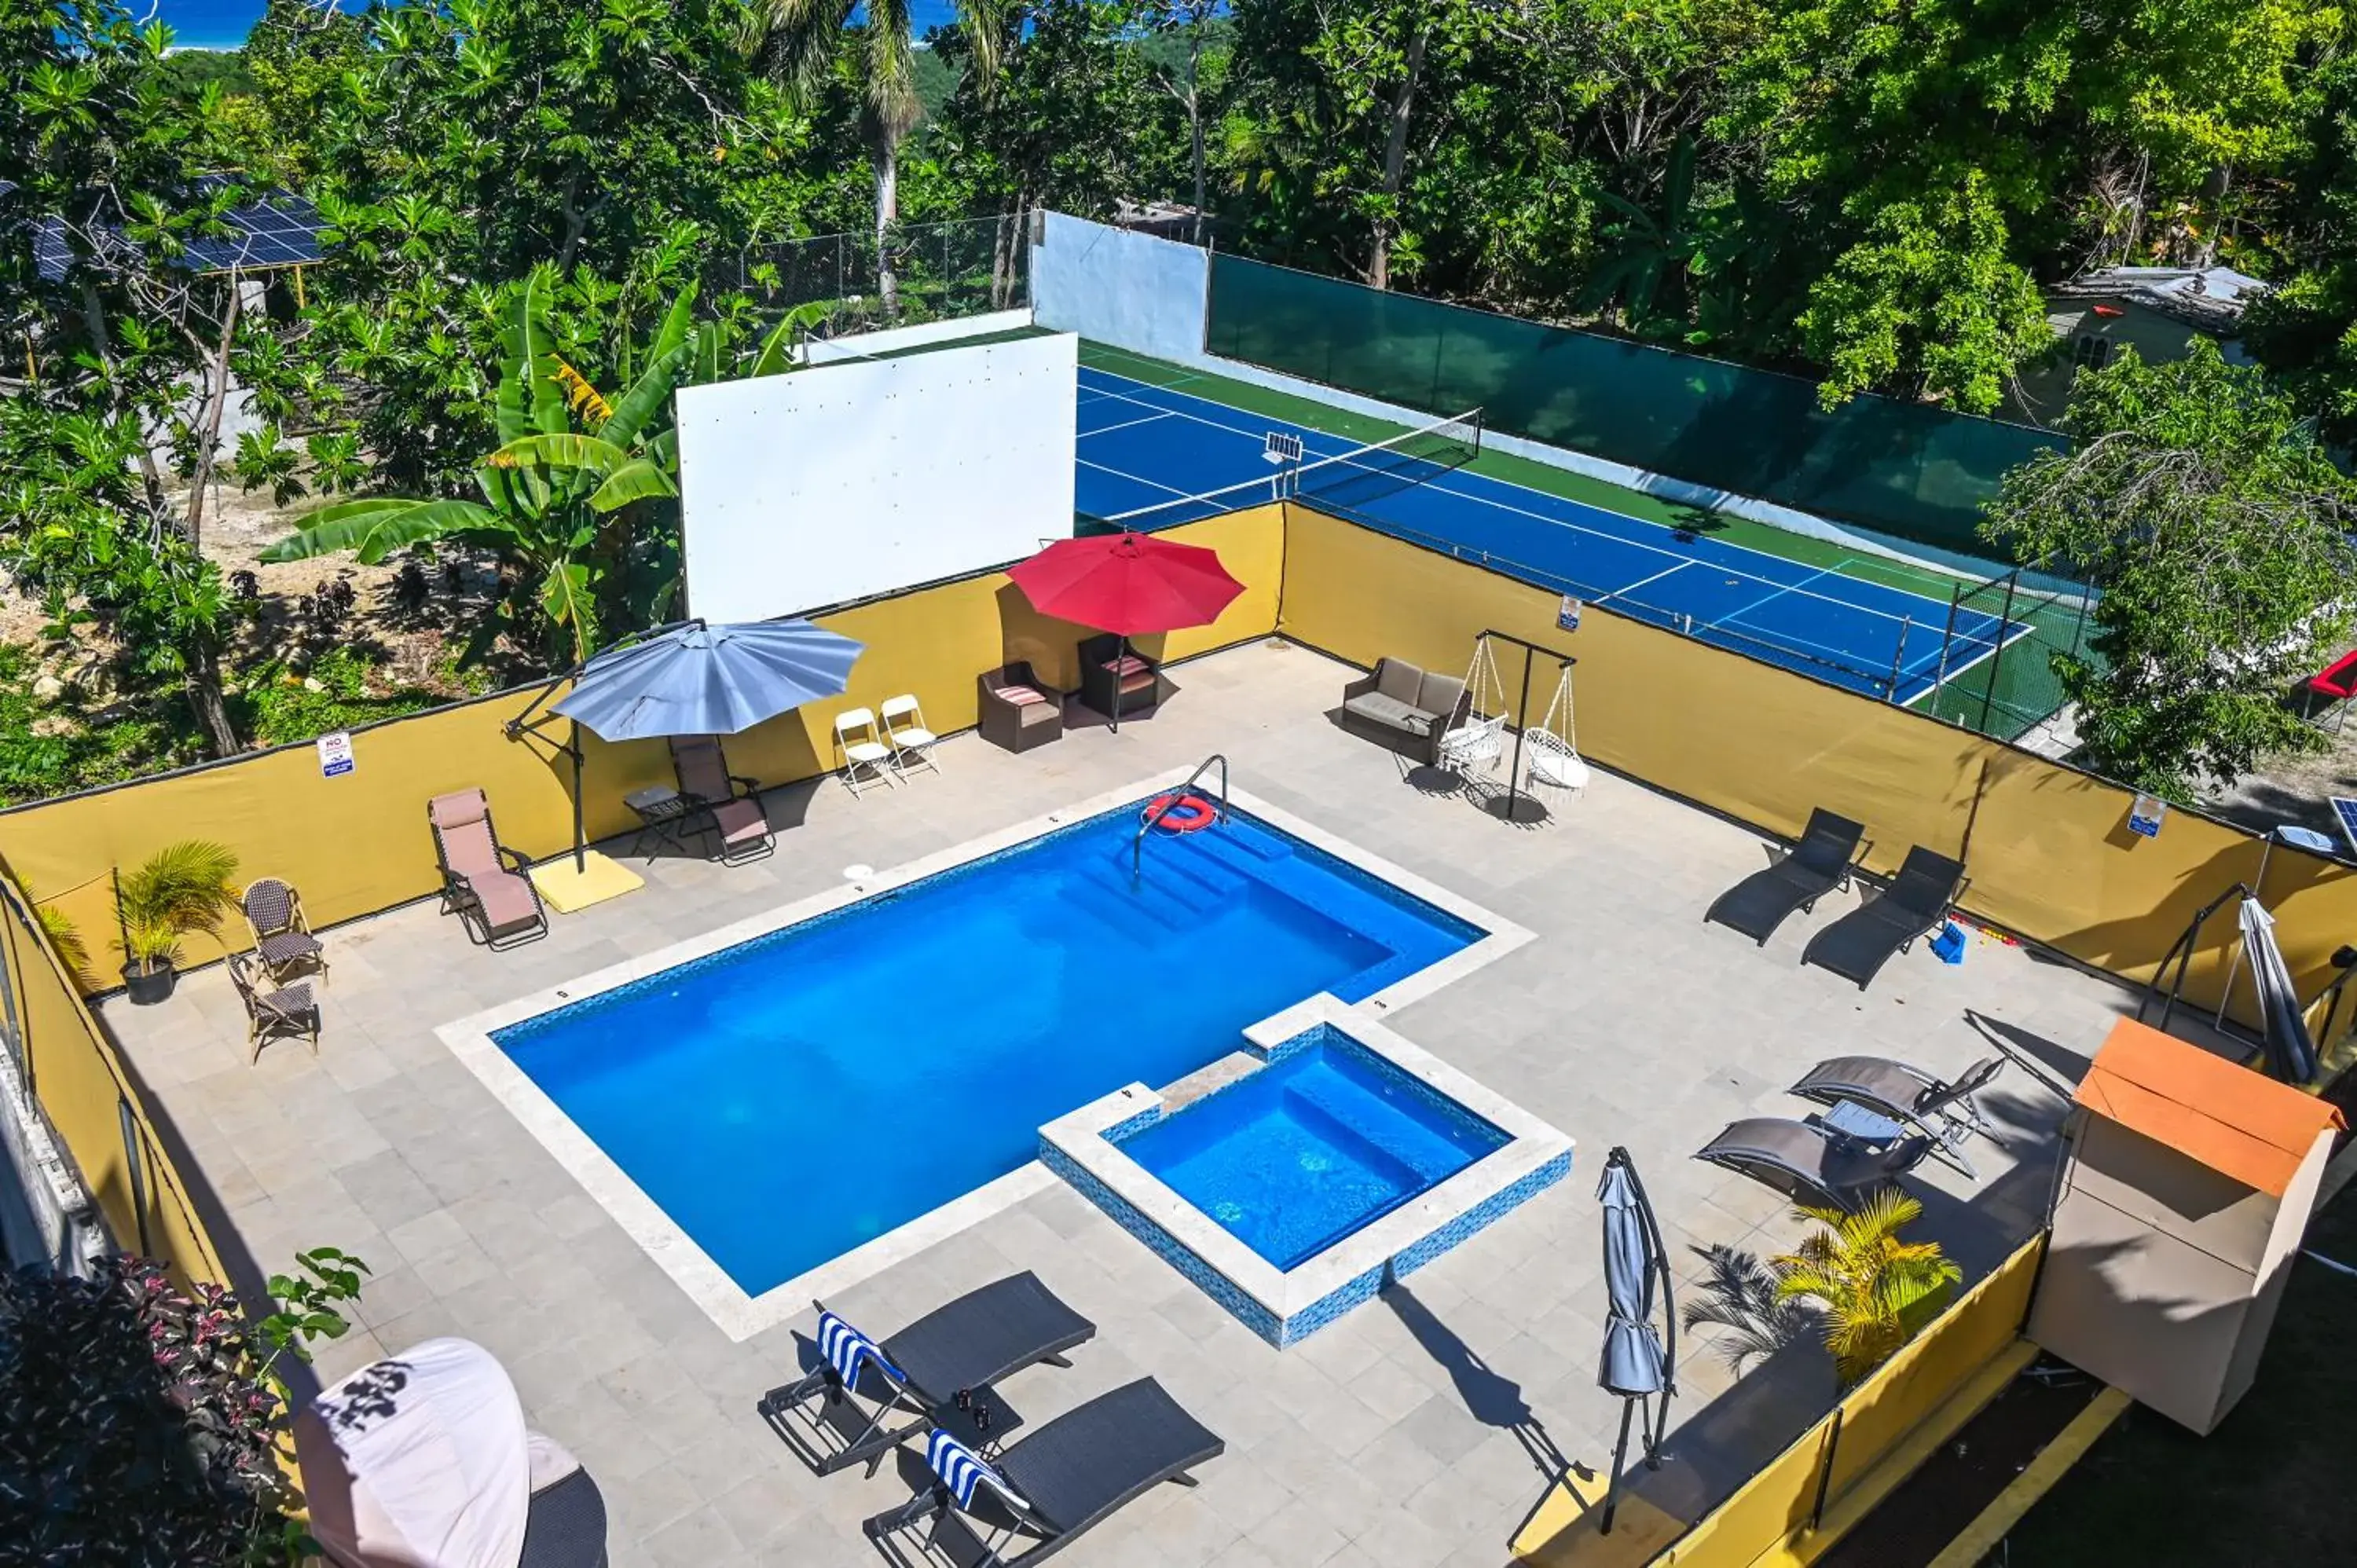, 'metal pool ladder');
1134,753,1229,877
